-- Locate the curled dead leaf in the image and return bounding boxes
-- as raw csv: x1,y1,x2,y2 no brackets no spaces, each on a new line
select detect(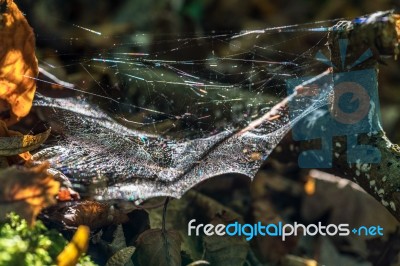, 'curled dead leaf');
0,122,50,157
0,162,60,224
0,120,50,166
0,0,39,125
46,201,129,229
